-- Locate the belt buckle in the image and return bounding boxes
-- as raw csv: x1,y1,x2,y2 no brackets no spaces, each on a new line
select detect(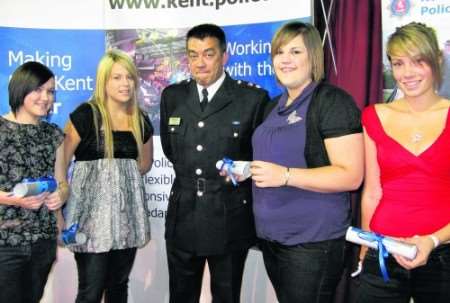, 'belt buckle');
197,178,206,197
